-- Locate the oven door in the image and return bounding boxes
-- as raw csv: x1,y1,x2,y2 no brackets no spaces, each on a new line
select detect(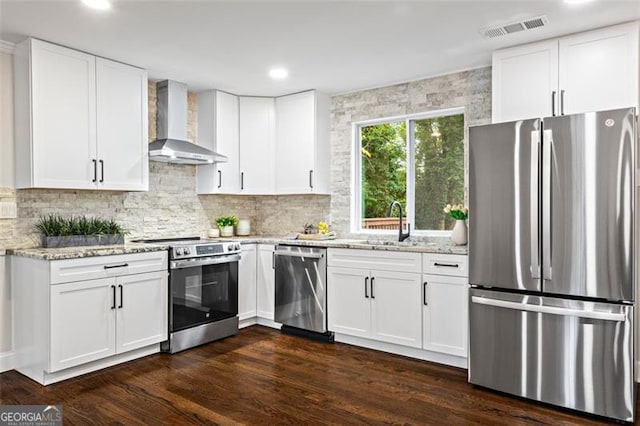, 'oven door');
169,254,239,333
